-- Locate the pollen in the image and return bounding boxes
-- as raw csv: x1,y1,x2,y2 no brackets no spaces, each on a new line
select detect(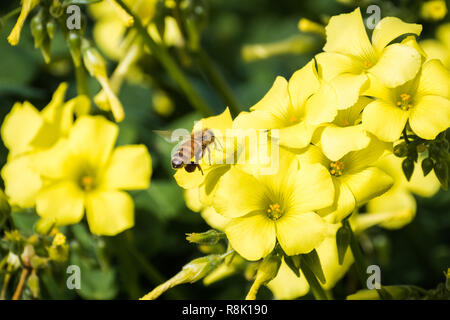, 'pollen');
397,93,413,111
329,160,344,176
80,175,95,191
267,203,283,220
363,61,371,68
289,116,298,123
